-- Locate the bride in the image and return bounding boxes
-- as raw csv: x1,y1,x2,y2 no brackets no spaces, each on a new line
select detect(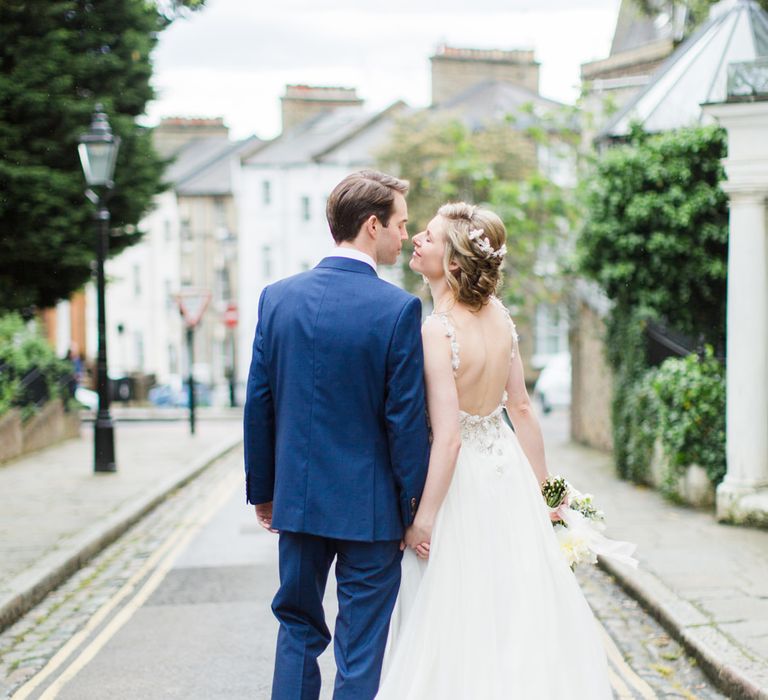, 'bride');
375,203,613,699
